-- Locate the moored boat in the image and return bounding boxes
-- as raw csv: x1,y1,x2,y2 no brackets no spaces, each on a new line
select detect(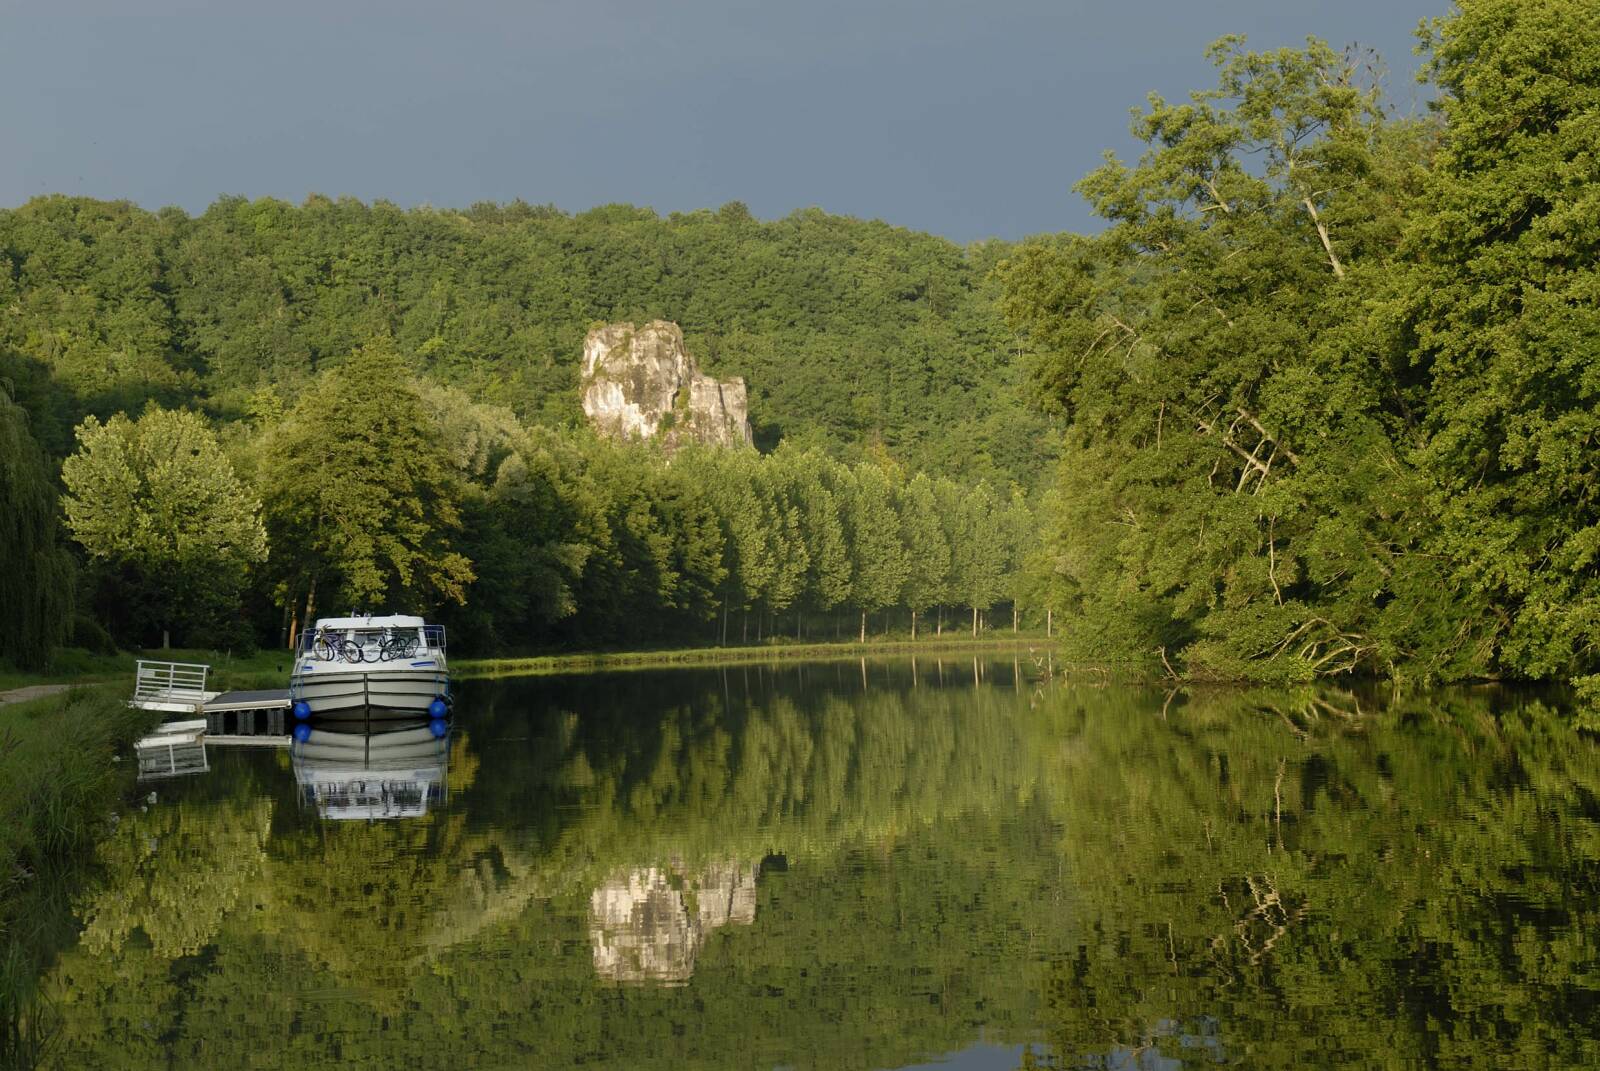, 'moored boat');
289,614,451,719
